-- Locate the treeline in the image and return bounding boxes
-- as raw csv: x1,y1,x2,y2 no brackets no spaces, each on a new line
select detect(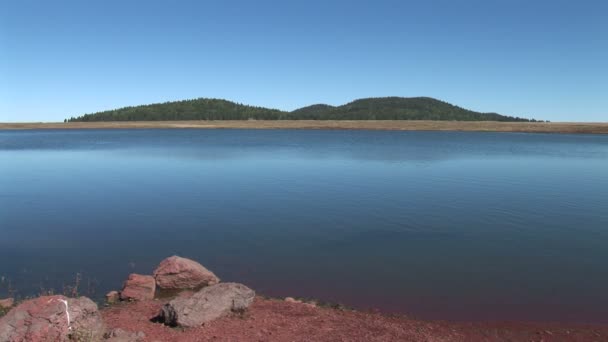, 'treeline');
67,97,539,122
67,99,286,122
